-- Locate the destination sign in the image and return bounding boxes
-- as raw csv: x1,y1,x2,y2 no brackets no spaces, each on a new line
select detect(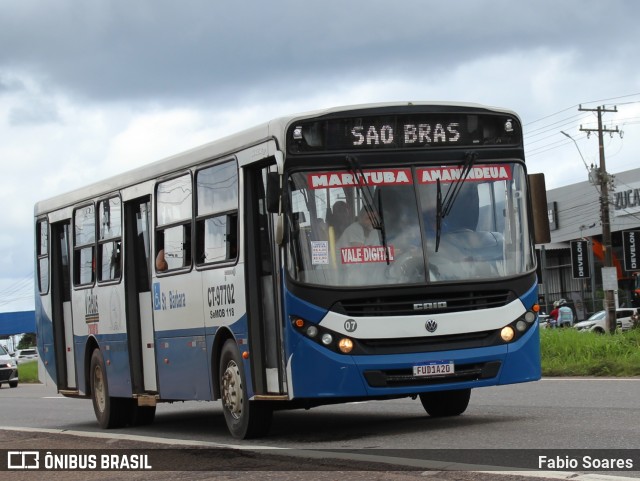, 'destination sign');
288,113,520,153
306,164,511,189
